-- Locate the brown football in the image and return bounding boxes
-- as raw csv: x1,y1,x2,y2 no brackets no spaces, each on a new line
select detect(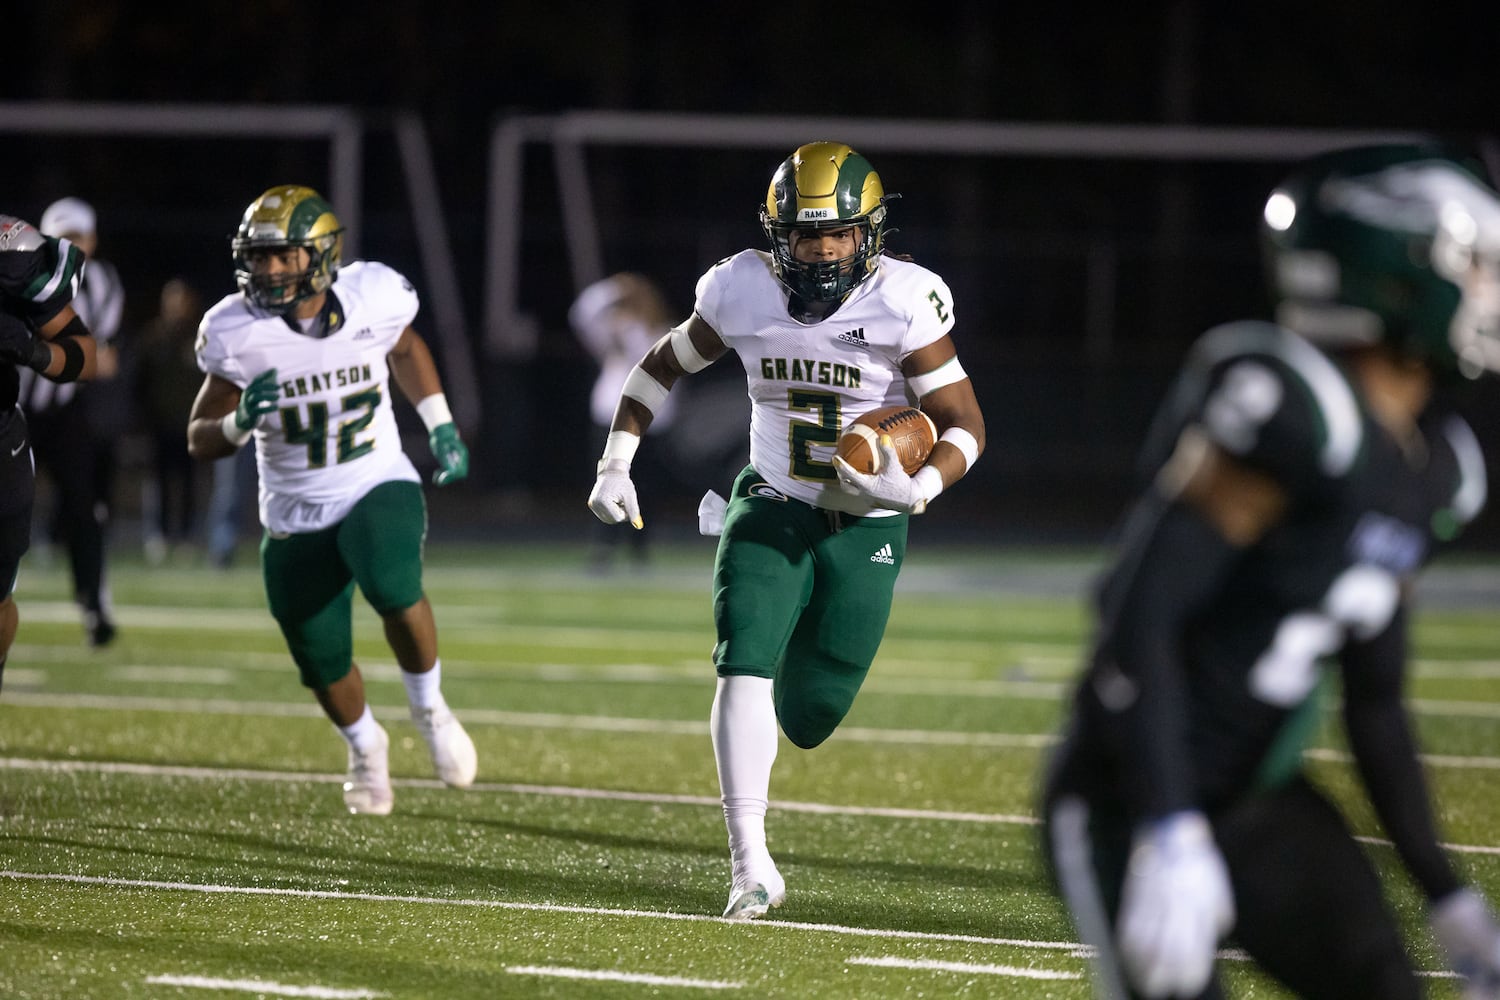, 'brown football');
836,405,938,475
